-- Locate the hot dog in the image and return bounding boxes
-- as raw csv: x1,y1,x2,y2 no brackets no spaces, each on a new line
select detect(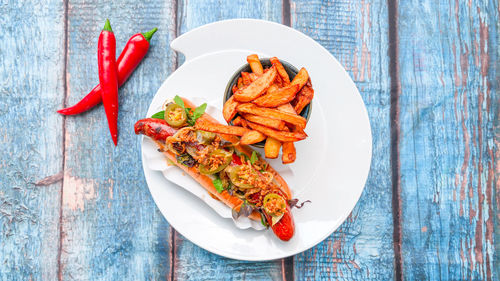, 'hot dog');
135,98,295,241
